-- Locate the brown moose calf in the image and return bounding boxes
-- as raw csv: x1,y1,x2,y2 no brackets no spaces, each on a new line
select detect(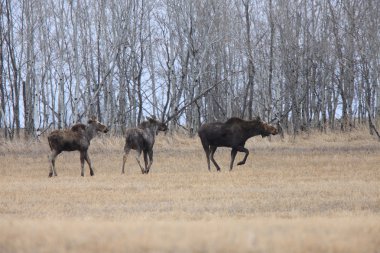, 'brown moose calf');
47,116,109,177
121,117,167,174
